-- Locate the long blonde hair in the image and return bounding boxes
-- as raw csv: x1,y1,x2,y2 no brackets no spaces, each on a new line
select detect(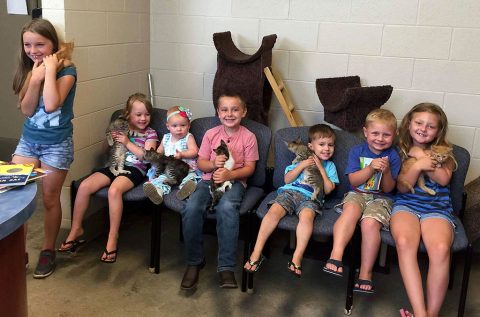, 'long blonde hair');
398,103,451,159
12,19,70,94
